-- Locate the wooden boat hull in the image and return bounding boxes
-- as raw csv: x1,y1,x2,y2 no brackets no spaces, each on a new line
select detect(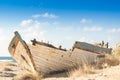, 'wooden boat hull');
8,31,110,74
28,44,98,74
